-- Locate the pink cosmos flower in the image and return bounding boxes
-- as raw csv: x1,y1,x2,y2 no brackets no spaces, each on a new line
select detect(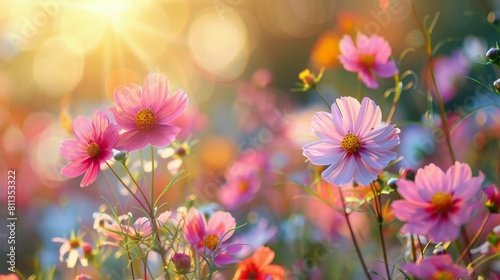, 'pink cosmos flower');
402,254,468,279
60,110,119,187
484,184,500,213
339,33,398,88
103,211,170,241
183,208,241,266
109,73,189,151
392,162,484,242
0,274,20,280
302,96,400,186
